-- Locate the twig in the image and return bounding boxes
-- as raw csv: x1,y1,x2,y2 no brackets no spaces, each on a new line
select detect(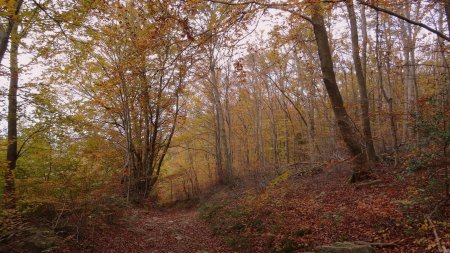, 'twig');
52,202,66,230
428,199,448,219
354,179,383,189
426,216,449,253
354,240,398,248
